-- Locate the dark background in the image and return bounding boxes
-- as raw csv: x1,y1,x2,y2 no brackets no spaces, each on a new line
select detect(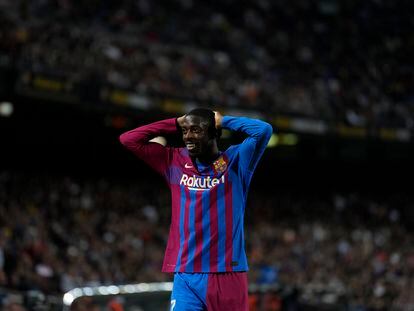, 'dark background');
1,92,413,192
